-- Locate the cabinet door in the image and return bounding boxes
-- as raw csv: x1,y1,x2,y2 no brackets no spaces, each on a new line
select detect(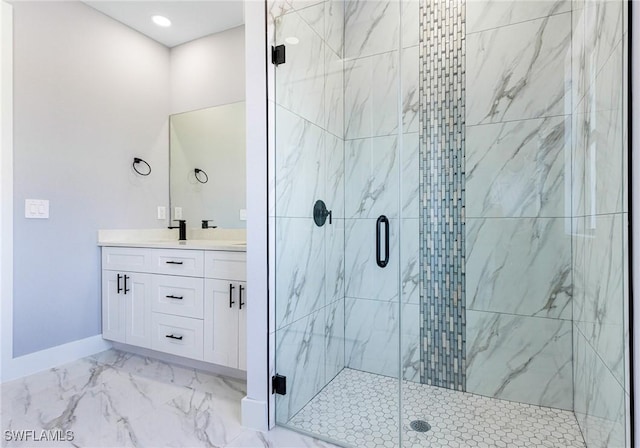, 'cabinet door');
124,273,153,349
237,282,247,371
203,279,238,368
102,271,125,343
